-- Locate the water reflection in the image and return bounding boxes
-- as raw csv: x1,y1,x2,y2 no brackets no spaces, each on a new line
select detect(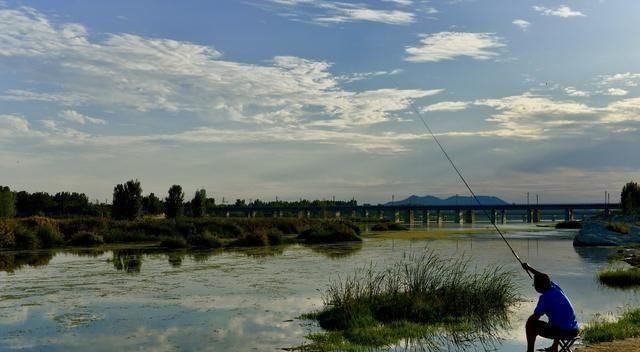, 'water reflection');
111,249,143,273
0,251,53,273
